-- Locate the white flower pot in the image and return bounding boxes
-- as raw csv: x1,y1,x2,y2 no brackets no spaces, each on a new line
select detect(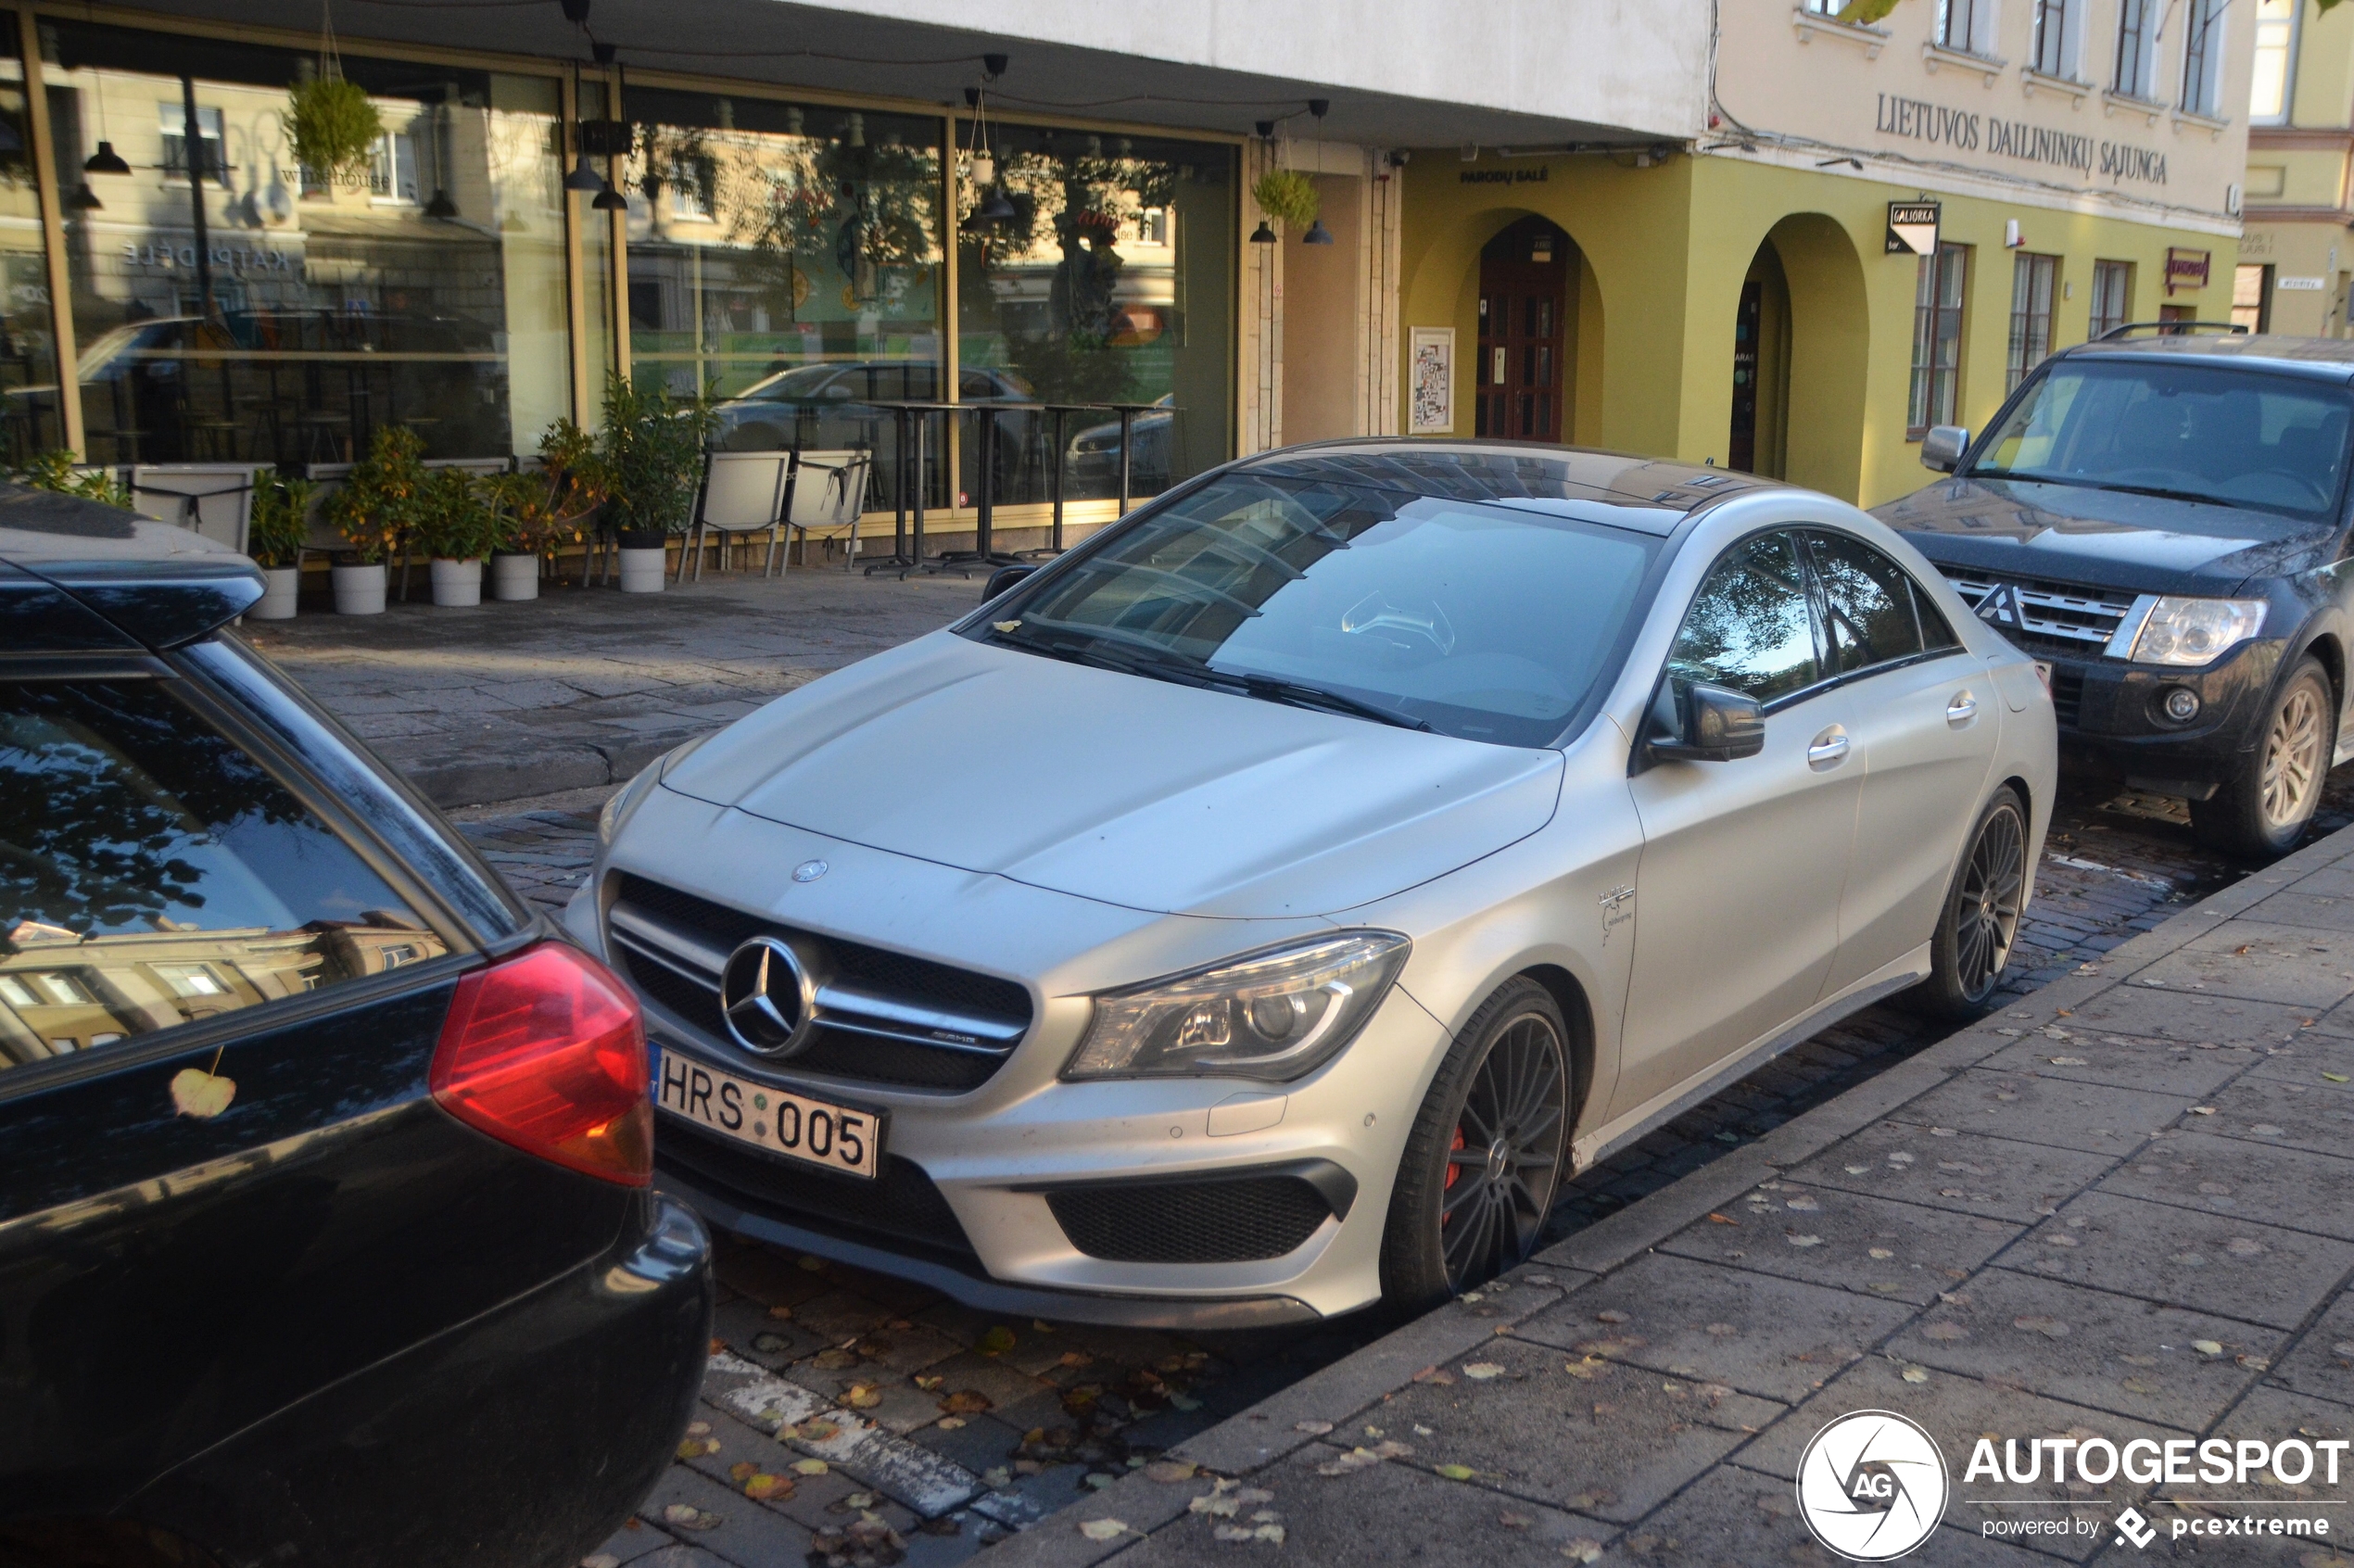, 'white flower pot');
332,562,386,615
618,545,667,594
251,565,301,620
430,557,484,608
491,552,539,601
